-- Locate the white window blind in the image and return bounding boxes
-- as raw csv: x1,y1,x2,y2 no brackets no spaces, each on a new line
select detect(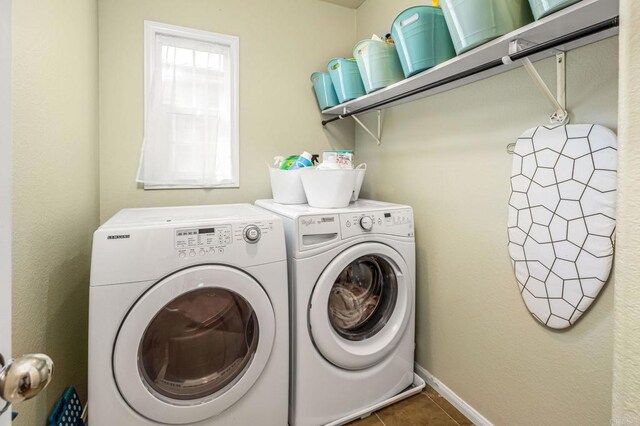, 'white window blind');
138,22,239,189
